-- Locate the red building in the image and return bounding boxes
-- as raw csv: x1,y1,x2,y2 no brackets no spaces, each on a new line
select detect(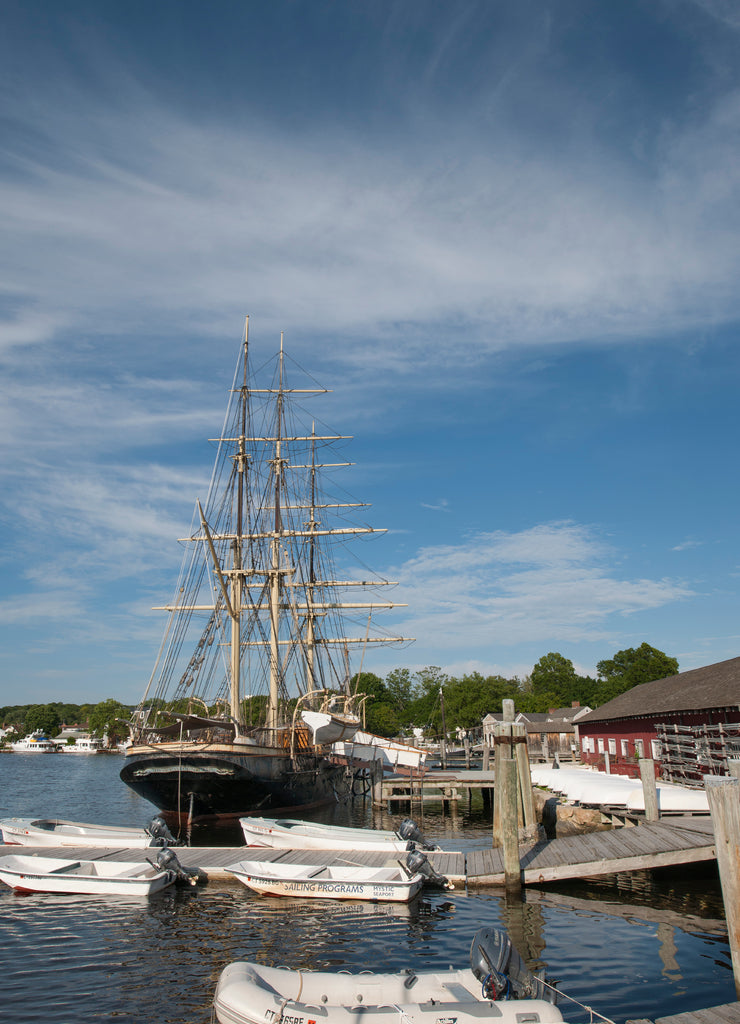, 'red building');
576,655,740,783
